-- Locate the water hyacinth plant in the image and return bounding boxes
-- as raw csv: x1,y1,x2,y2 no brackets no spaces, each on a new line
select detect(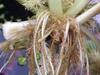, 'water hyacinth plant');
0,0,100,75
